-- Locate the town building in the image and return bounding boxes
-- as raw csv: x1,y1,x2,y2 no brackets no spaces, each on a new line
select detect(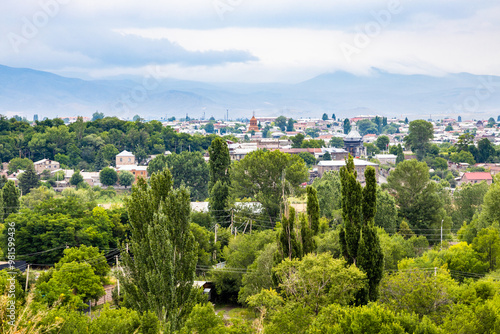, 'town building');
116,150,136,167
34,159,60,174
343,127,366,157
322,148,349,160
374,154,397,165
80,172,101,187
117,165,148,183
315,159,379,183
460,172,493,185
247,115,259,133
